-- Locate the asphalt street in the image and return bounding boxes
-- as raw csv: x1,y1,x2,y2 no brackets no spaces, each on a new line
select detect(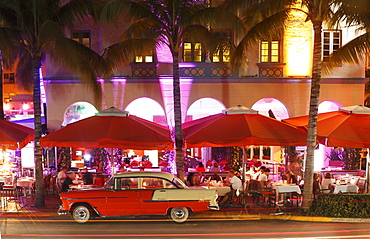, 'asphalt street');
1,215,370,239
